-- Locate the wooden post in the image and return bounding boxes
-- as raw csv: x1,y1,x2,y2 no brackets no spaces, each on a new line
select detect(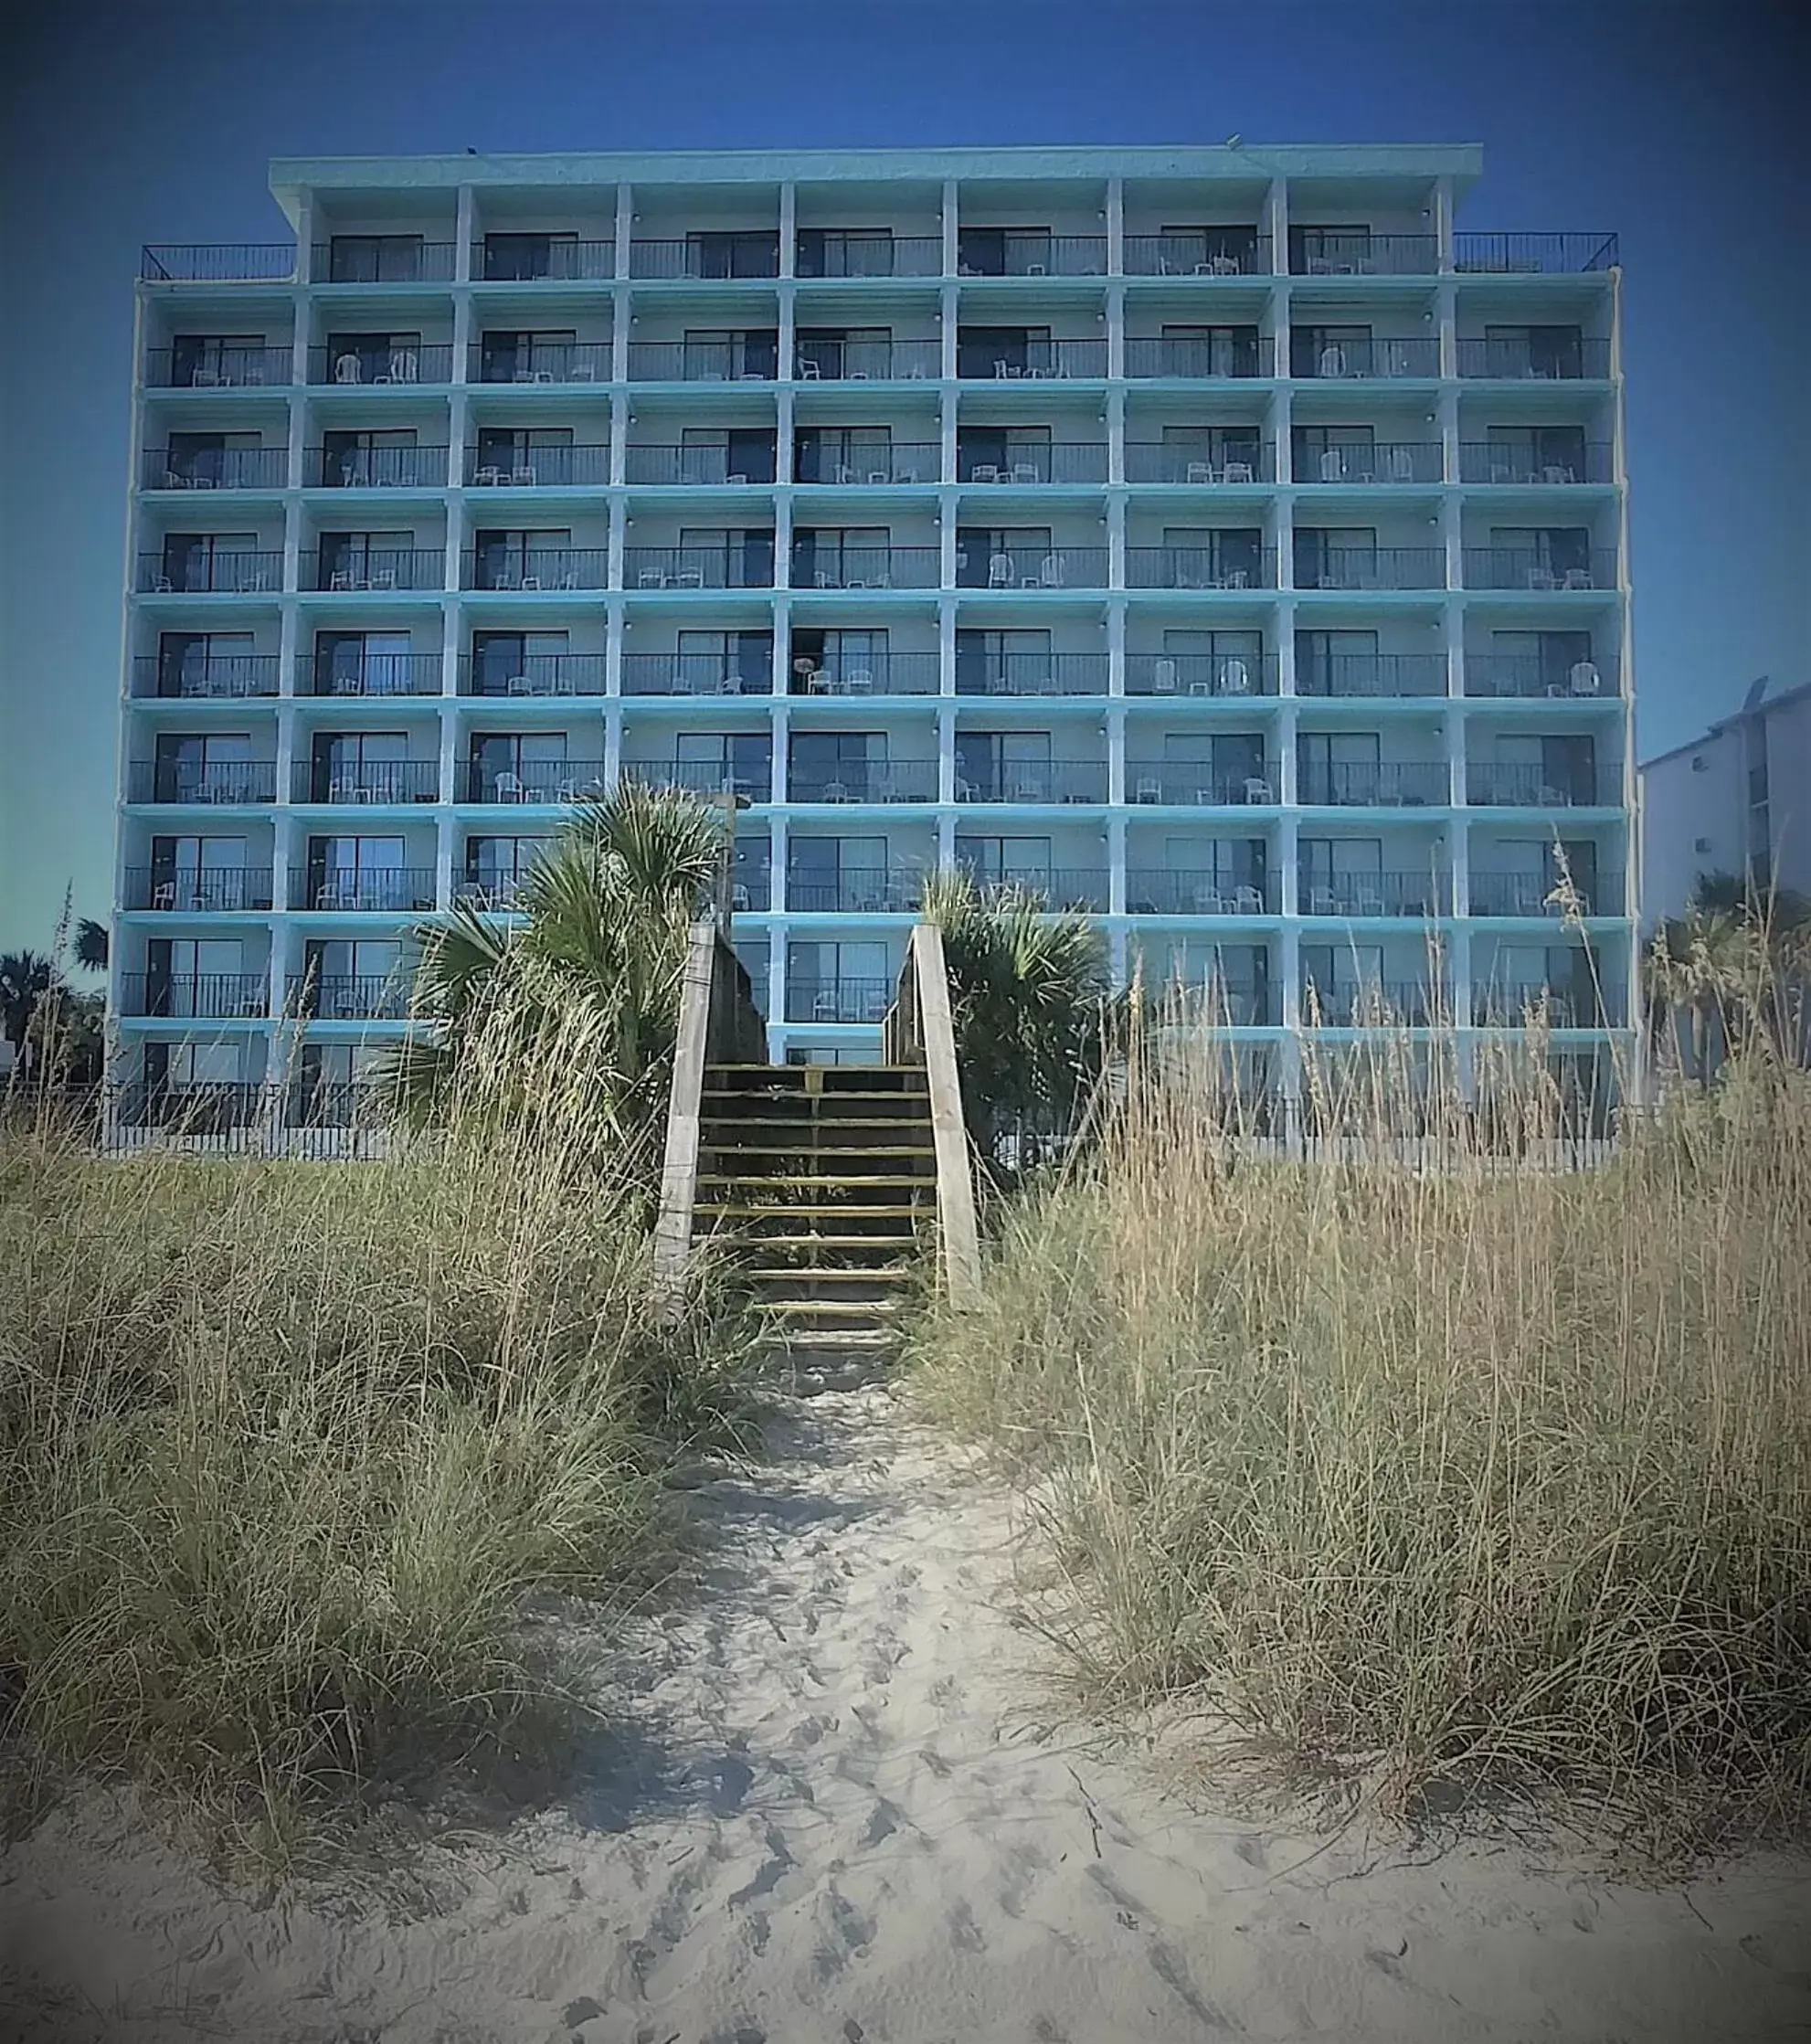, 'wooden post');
652,918,717,1294
910,923,982,1308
